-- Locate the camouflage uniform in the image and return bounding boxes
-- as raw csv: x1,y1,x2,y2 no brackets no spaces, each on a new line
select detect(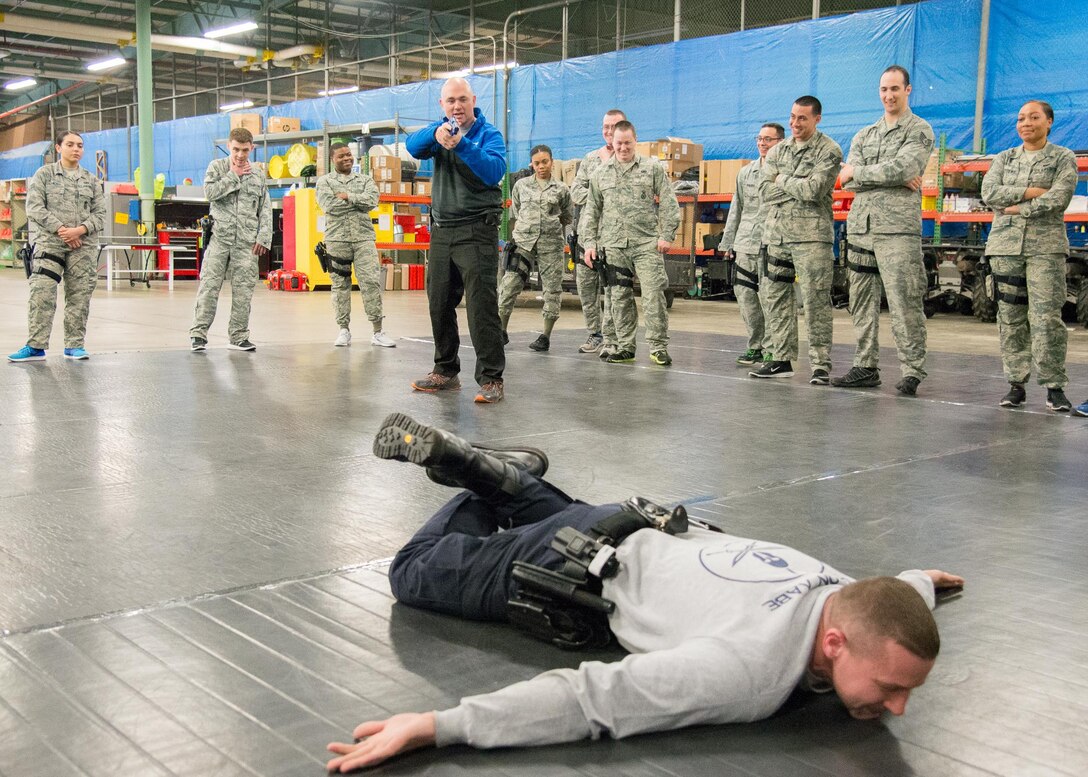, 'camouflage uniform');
498,175,573,323
583,156,681,355
570,149,614,342
189,158,272,344
316,170,383,330
843,110,934,380
23,162,107,350
759,131,842,372
981,142,1078,389
720,158,768,352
